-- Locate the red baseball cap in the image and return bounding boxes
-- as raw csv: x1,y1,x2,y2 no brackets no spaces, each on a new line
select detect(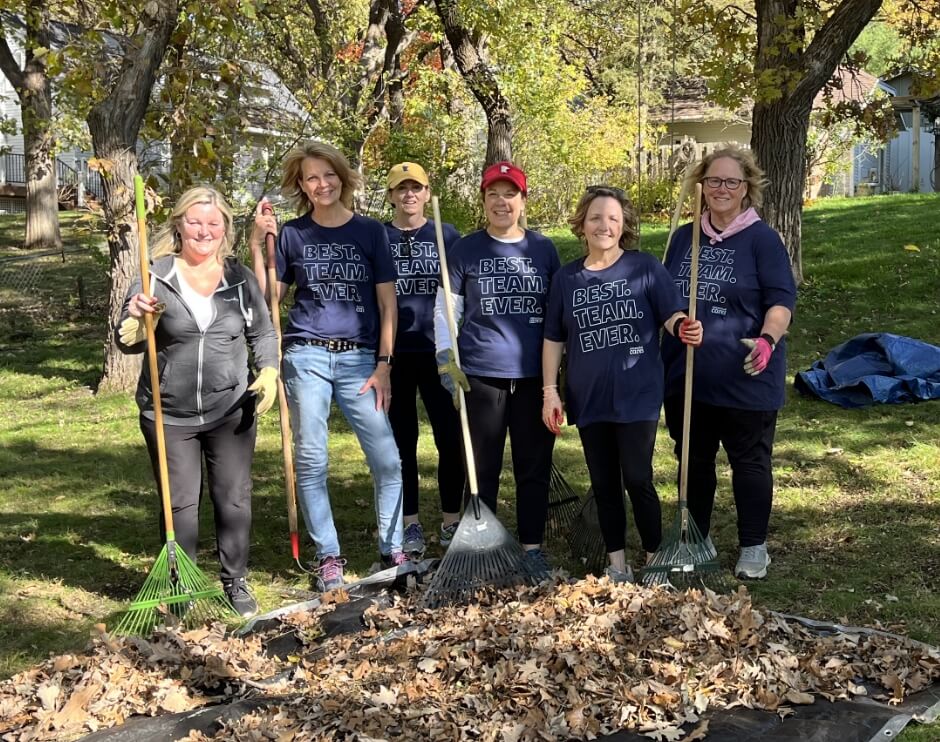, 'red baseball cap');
480,161,527,195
